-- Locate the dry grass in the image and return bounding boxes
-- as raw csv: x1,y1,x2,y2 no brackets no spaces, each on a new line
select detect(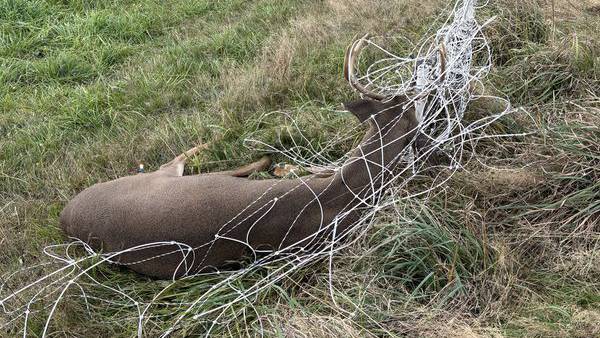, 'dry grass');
218,0,443,113
263,307,368,338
